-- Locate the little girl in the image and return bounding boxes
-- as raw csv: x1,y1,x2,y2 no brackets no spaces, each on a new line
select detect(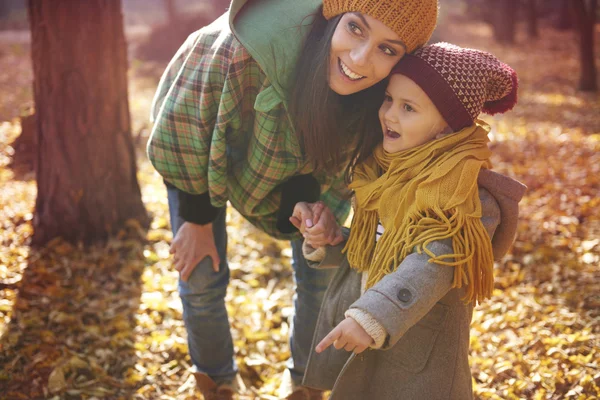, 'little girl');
294,43,527,399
